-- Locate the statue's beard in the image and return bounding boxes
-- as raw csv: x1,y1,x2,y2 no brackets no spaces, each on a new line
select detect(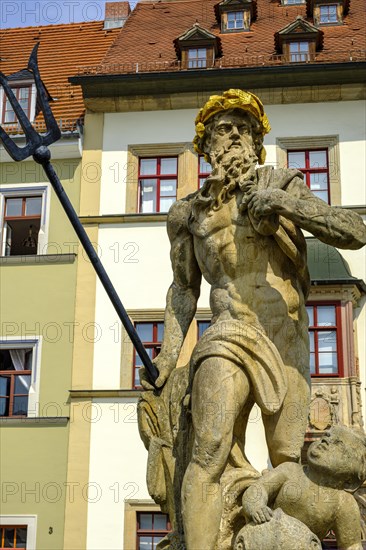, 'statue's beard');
194,141,258,213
